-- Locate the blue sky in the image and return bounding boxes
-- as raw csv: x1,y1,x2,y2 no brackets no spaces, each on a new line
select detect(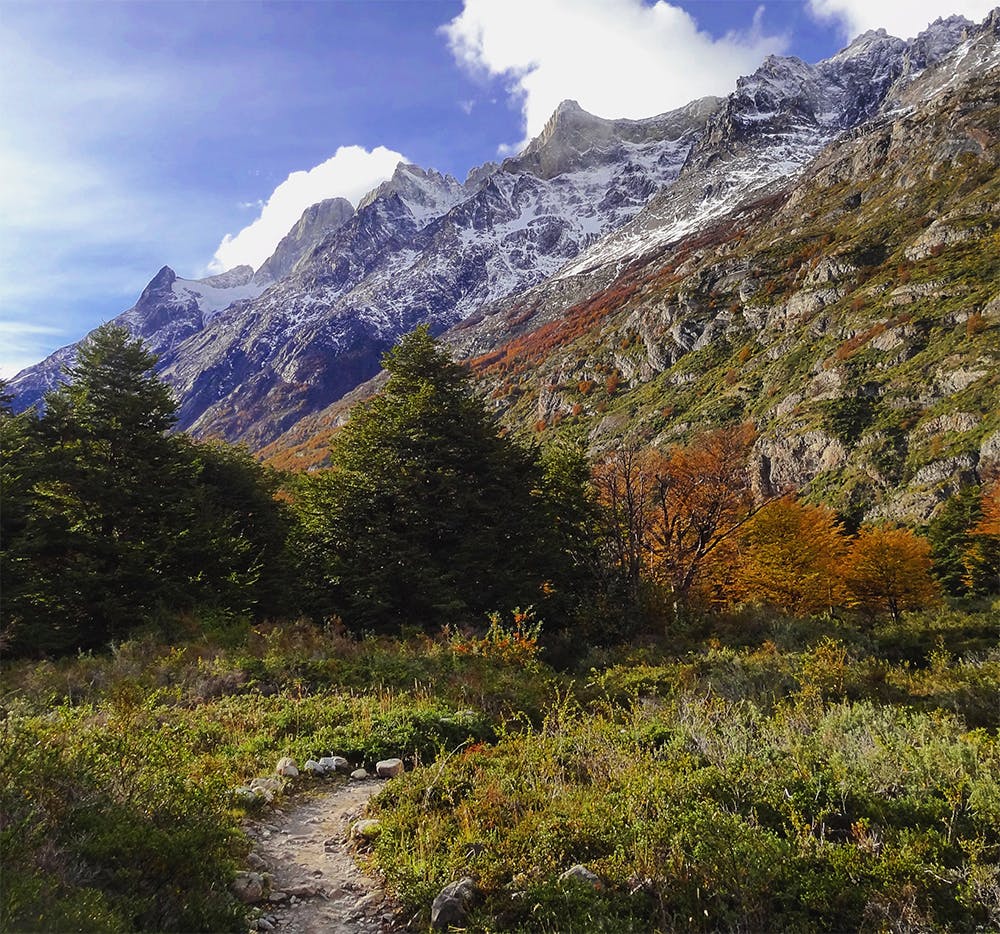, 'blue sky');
1,0,993,377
